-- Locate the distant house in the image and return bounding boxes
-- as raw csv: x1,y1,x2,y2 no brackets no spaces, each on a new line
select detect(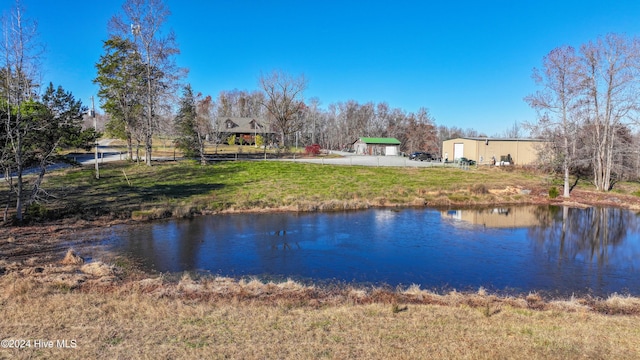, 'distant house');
441,137,546,165
353,137,402,156
217,117,274,145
